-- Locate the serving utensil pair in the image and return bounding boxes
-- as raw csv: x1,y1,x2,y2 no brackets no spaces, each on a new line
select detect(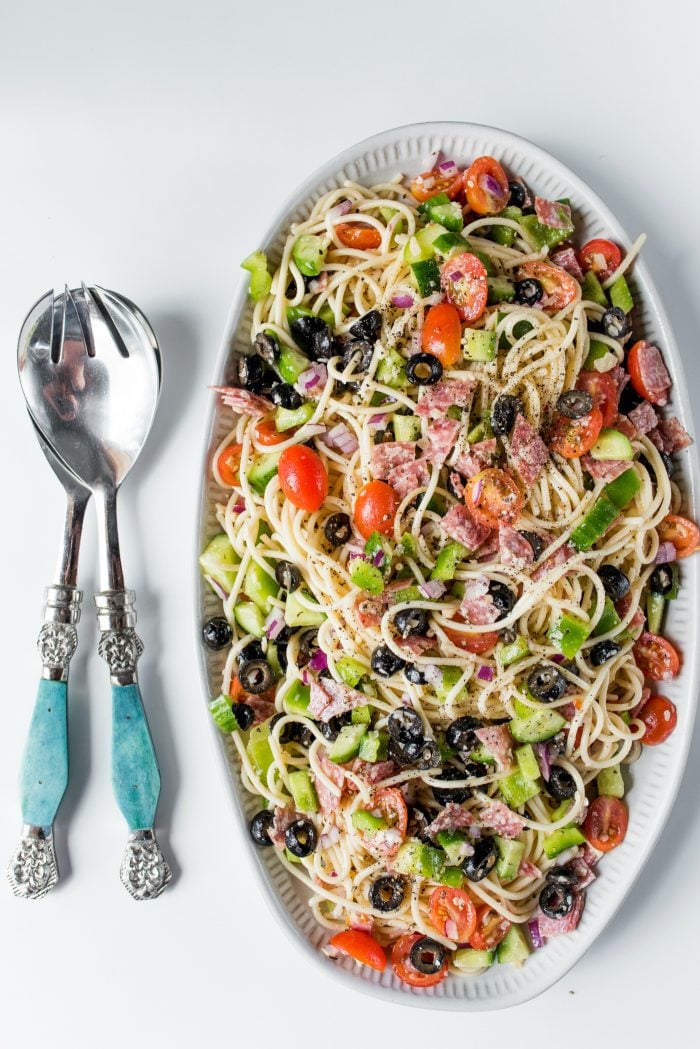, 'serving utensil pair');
9,286,170,901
